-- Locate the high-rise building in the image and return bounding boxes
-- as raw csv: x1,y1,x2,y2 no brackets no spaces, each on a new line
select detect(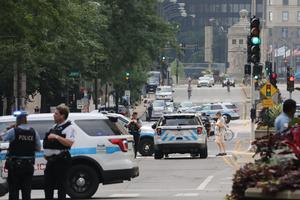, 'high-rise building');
264,0,300,74
178,0,263,64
